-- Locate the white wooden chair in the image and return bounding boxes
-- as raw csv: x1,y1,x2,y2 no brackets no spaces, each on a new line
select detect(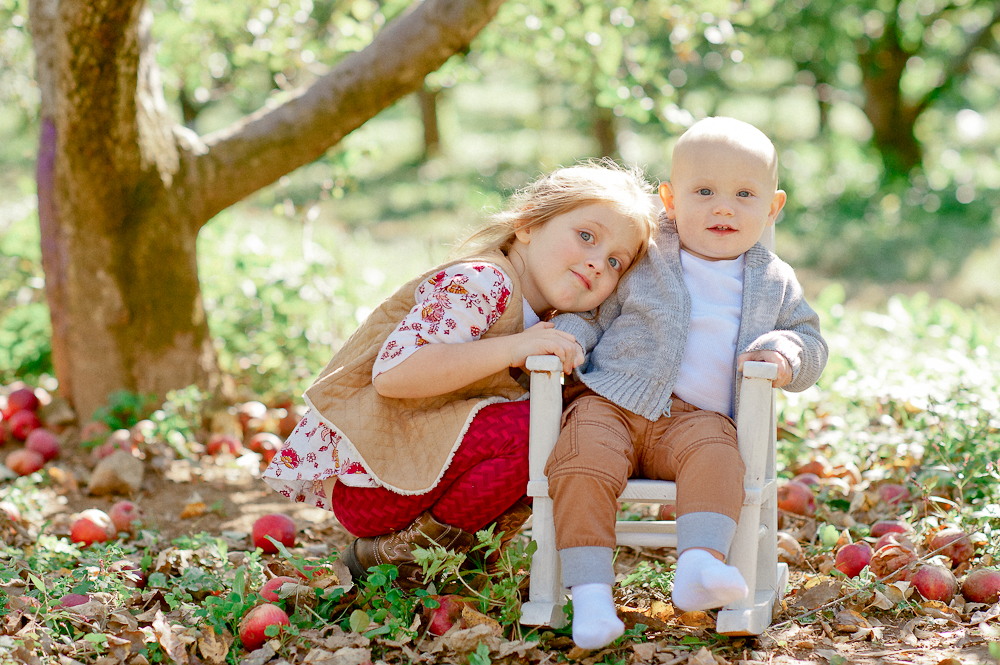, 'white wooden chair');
519,226,788,636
